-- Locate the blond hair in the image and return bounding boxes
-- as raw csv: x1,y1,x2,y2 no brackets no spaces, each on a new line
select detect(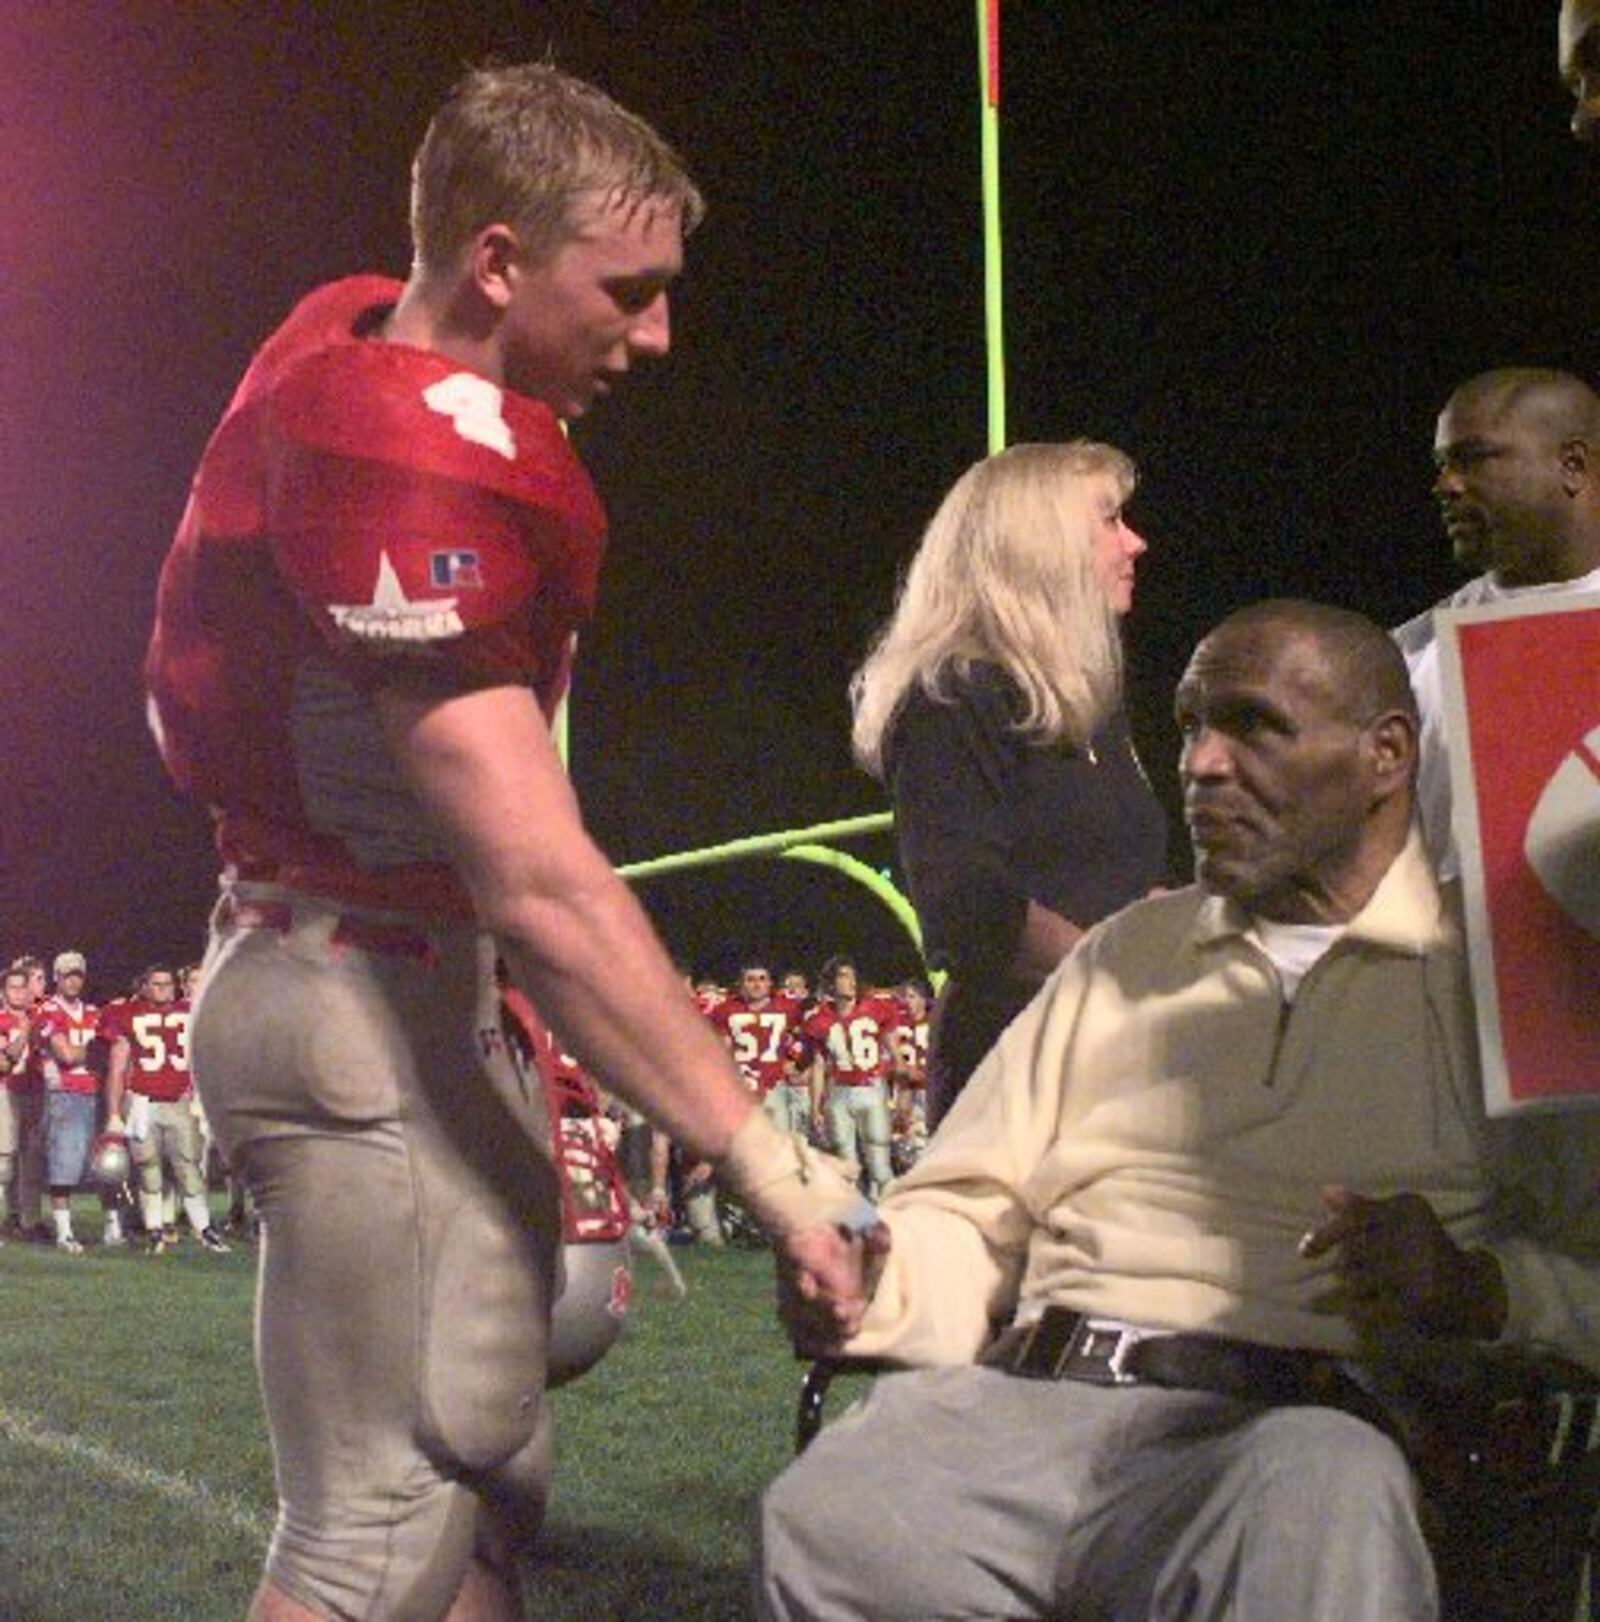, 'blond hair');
851,441,1135,777
410,61,705,272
